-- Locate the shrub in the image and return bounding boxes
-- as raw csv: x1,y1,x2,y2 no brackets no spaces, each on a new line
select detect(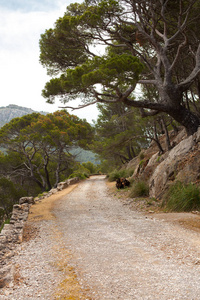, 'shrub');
129,181,149,197
126,168,135,177
82,162,97,174
108,169,128,182
139,152,145,160
69,172,89,180
163,181,200,212
0,177,25,220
